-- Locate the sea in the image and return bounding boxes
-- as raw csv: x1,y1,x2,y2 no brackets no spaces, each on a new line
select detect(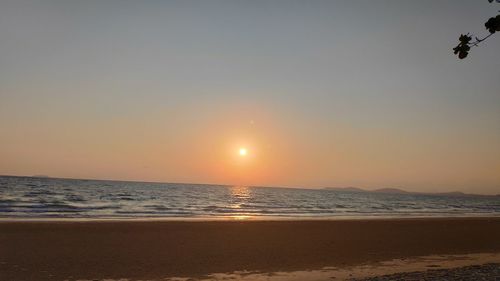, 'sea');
1,175,499,220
